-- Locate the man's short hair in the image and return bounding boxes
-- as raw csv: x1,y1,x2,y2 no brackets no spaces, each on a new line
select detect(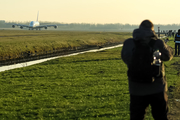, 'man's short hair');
139,20,154,30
